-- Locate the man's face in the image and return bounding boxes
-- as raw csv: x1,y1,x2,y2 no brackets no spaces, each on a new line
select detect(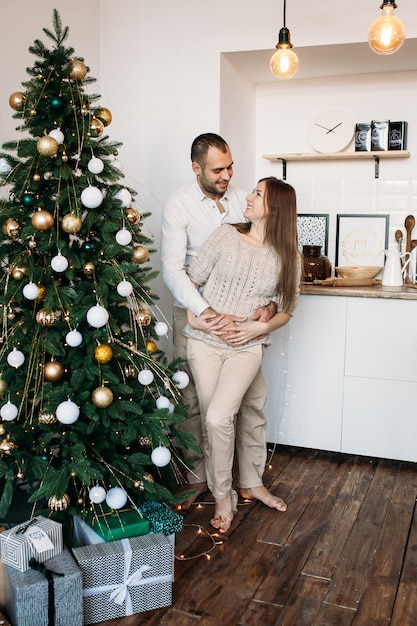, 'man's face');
193,146,234,199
